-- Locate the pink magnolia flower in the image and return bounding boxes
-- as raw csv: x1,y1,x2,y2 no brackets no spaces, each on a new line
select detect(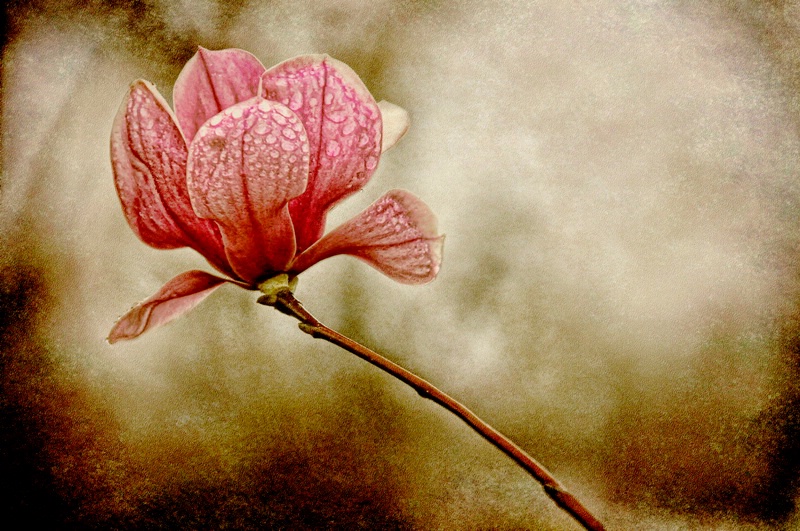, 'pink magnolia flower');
108,48,443,343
